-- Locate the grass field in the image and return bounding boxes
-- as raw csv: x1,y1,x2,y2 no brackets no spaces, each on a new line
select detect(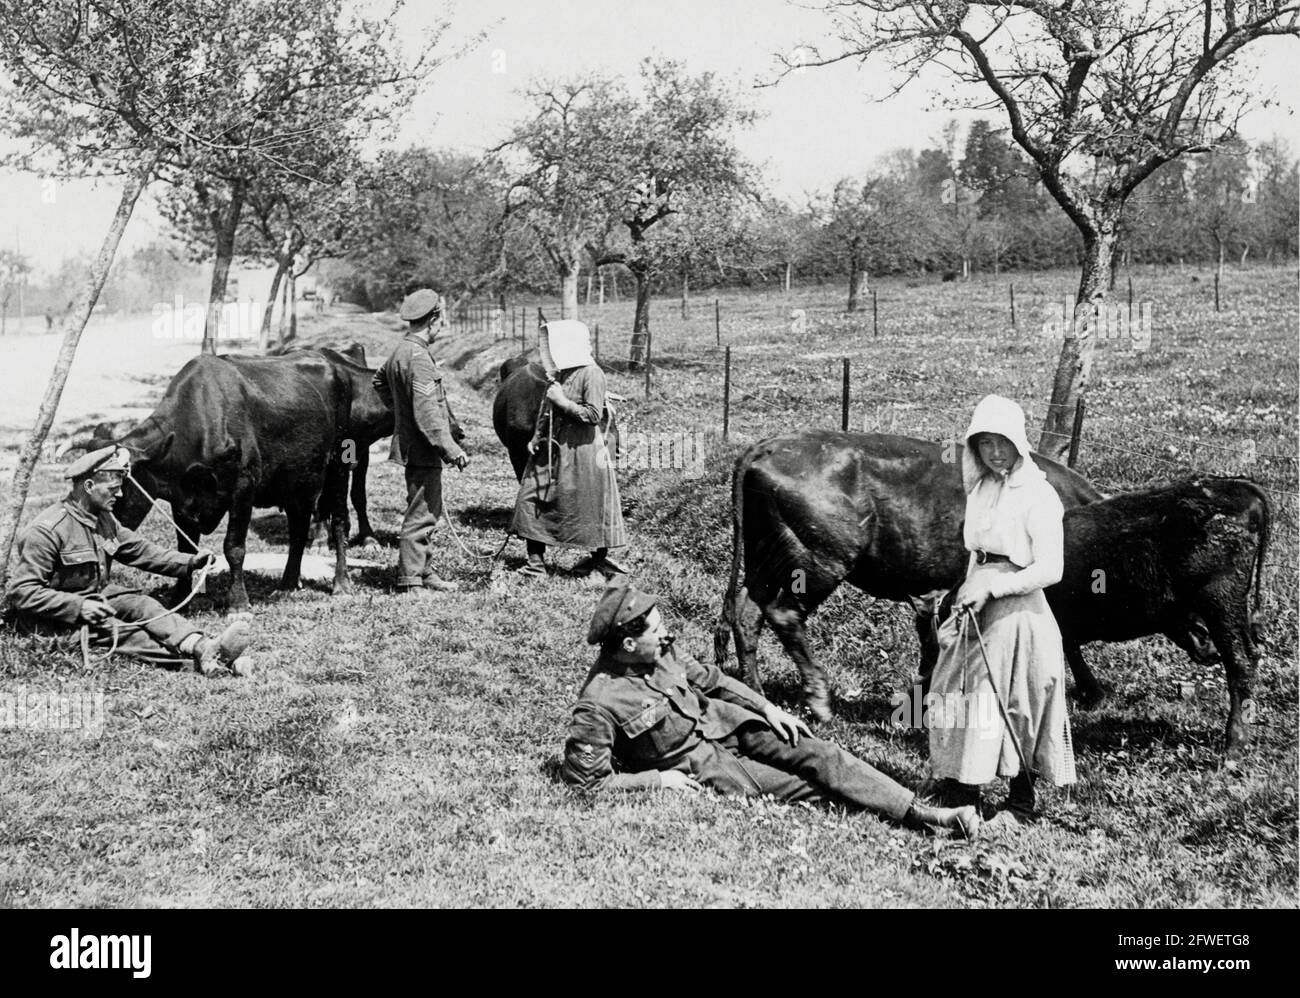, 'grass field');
1,263,1296,907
